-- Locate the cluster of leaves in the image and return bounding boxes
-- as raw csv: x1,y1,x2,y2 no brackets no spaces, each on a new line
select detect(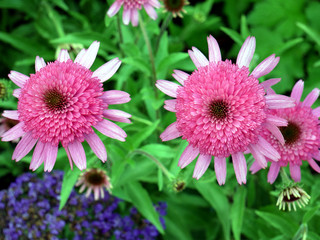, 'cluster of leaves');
0,0,320,239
